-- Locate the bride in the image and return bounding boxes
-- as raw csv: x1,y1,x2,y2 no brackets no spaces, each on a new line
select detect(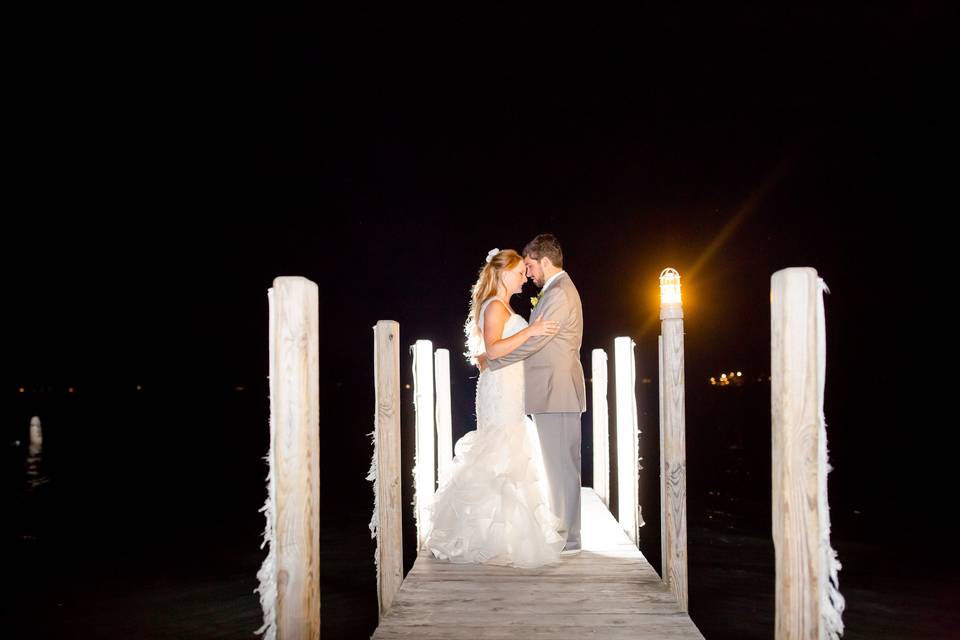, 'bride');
425,248,565,568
